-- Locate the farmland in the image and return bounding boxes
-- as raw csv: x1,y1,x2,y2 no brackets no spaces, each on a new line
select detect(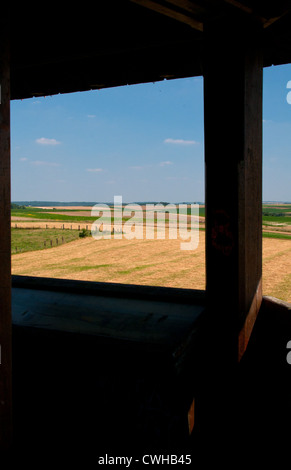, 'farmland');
11,228,82,255
11,203,291,302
